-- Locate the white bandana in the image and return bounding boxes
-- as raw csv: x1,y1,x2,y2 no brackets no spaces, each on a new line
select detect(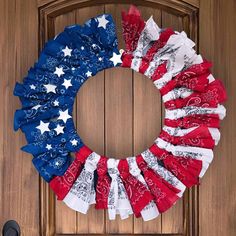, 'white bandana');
107,159,133,220
127,157,159,221
165,104,226,120
63,152,100,214
141,150,186,197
